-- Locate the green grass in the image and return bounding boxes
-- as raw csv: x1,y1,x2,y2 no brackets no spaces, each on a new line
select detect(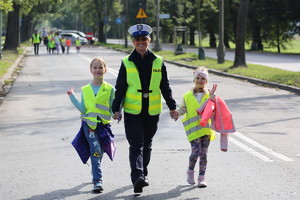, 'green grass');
198,35,300,54
0,47,24,78
100,43,300,88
